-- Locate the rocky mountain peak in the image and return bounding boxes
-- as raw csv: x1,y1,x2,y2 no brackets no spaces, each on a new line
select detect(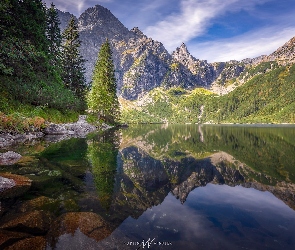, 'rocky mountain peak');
78,5,129,34
130,27,145,37
172,43,192,61
179,42,189,52
268,36,295,64
58,4,295,99
79,5,114,24
56,9,76,32
172,43,204,76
